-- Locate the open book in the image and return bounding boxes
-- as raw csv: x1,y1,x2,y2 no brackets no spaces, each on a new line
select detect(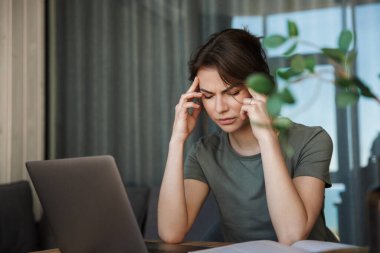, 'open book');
191,240,361,253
